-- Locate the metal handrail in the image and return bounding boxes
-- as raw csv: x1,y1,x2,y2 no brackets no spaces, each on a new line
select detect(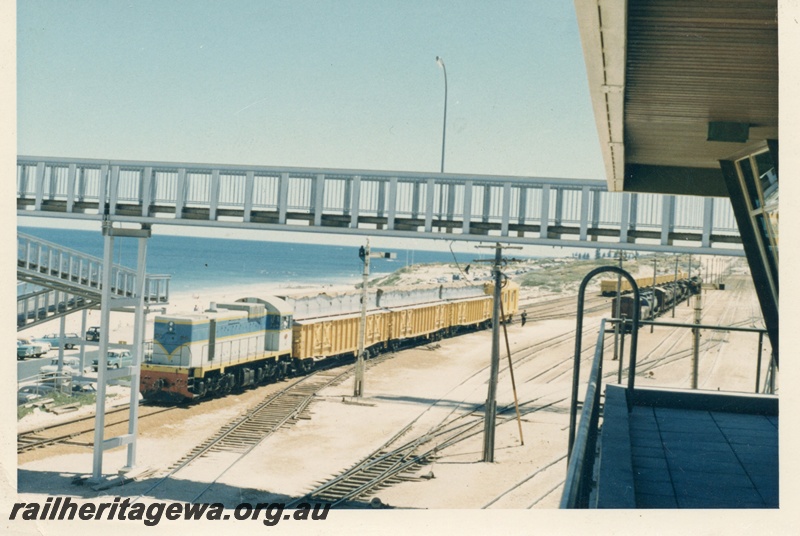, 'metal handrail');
563,270,776,508
17,232,171,304
568,266,640,459
613,317,774,394
561,318,608,508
